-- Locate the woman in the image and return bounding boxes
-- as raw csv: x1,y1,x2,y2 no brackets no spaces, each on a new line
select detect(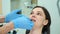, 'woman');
26,6,51,34
0,6,51,34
